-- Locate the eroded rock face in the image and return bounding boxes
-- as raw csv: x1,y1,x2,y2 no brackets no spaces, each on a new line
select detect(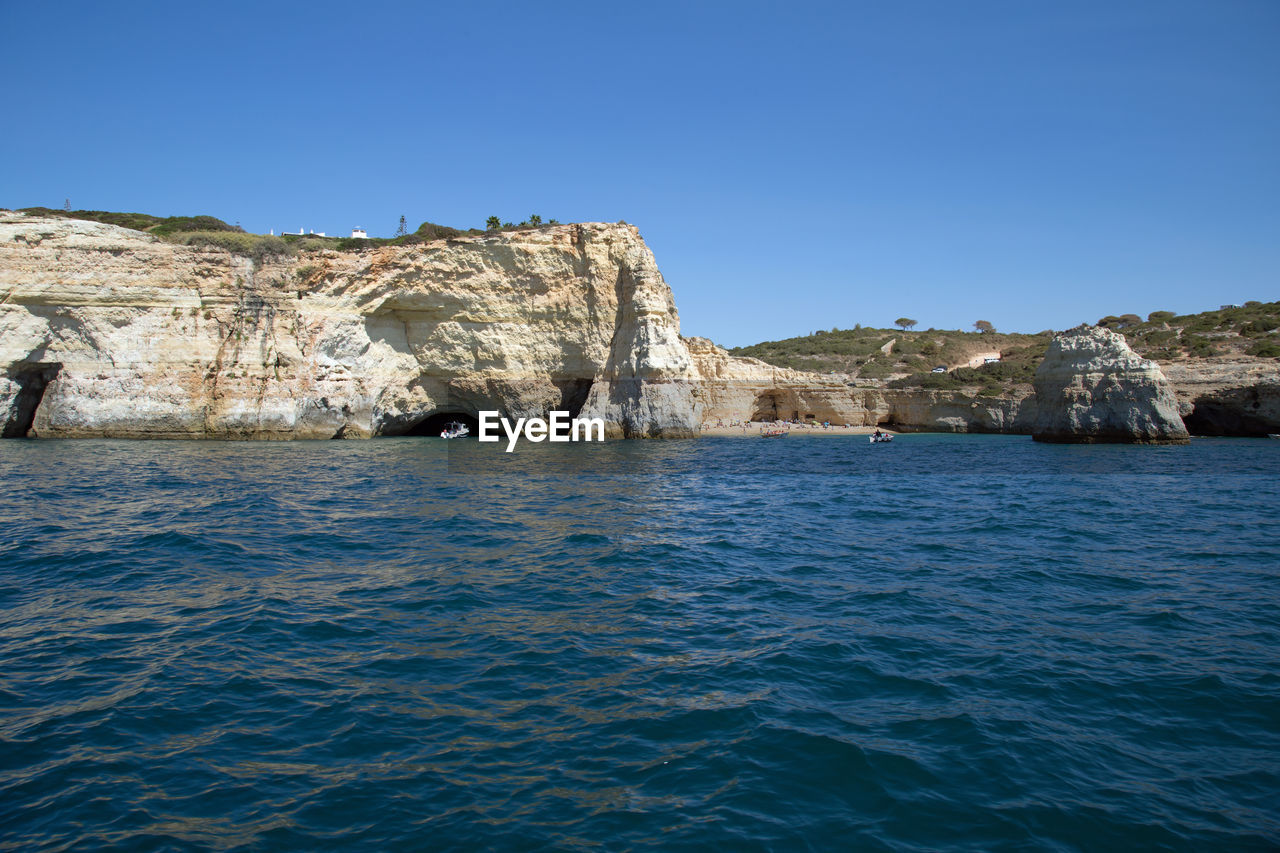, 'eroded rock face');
1032,325,1189,444
685,336,1037,431
881,388,1036,434
685,337,880,425
0,213,701,438
1161,360,1280,437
